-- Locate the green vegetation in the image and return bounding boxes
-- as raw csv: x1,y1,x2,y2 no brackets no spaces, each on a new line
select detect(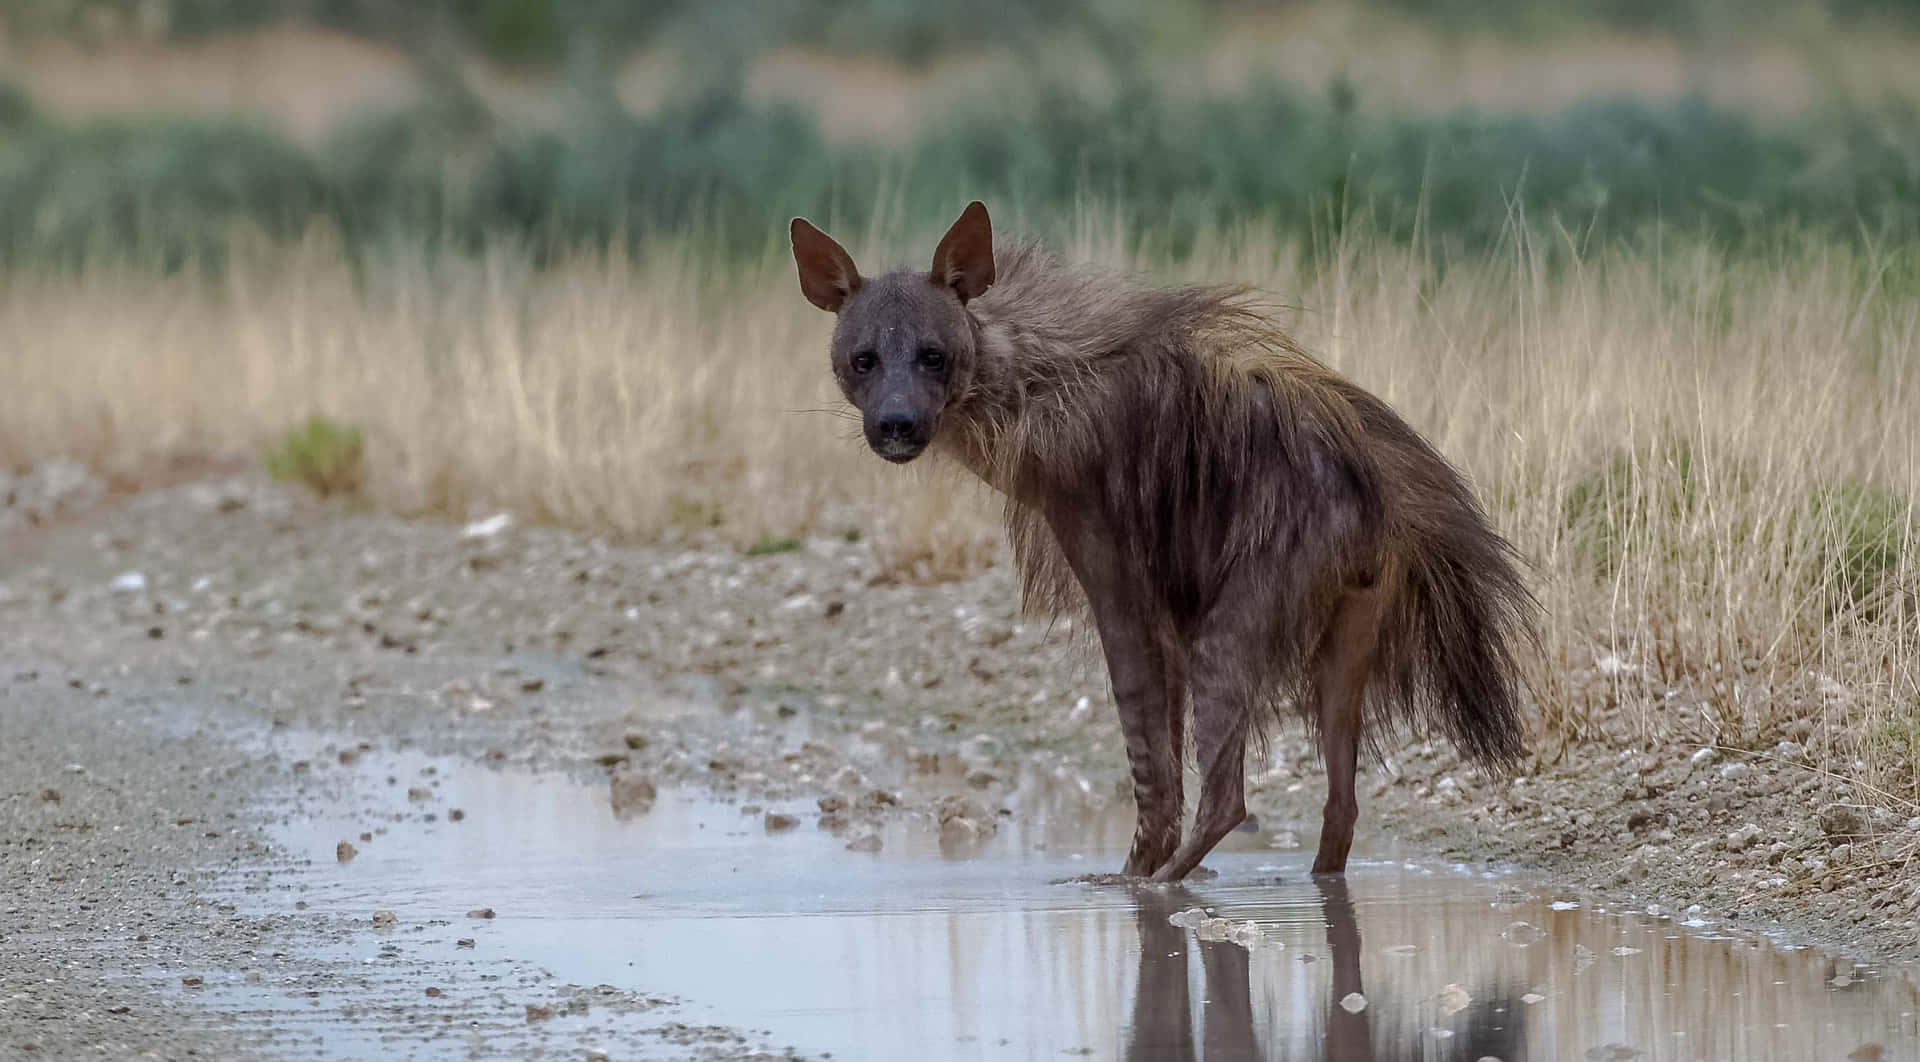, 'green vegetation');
1811,483,1914,615
1564,441,1912,618
11,0,1920,60
745,536,804,557
264,415,365,498
3,73,1917,268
